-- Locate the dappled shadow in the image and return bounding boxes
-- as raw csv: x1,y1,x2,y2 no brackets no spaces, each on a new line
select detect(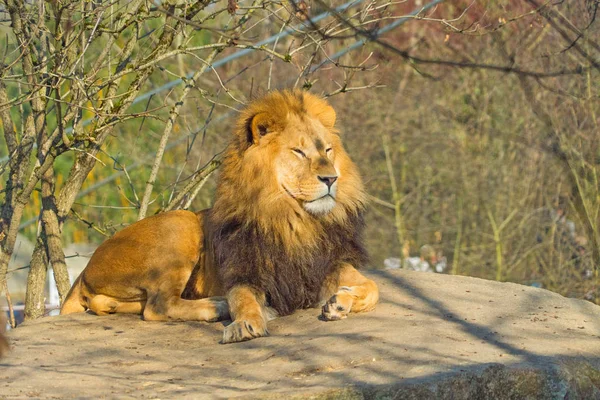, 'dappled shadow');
376,271,550,362
2,269,600,398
